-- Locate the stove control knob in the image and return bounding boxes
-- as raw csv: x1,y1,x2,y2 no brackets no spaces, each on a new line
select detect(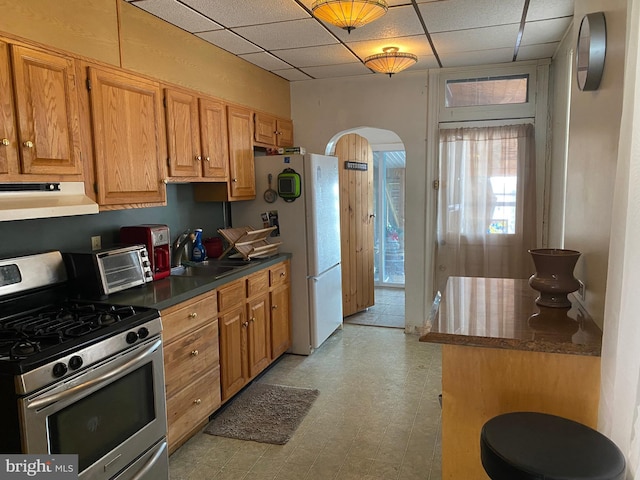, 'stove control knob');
137,327,149,339
52,362,68,378
126,331,139,344
69,356,83,370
